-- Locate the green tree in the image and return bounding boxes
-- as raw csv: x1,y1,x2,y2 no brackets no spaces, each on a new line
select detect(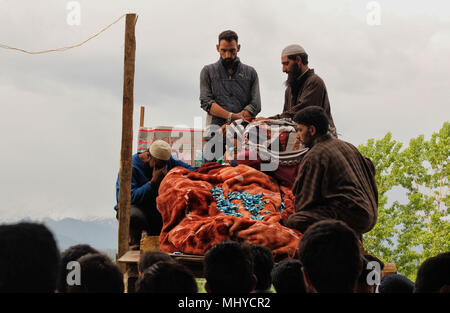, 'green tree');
358,133,403,262
359,122,449,281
